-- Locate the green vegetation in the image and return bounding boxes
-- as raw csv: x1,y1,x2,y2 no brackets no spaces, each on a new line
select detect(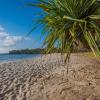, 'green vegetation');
9,49,45,54
9,48,62,54
30,0,100,61
9,48,89,54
